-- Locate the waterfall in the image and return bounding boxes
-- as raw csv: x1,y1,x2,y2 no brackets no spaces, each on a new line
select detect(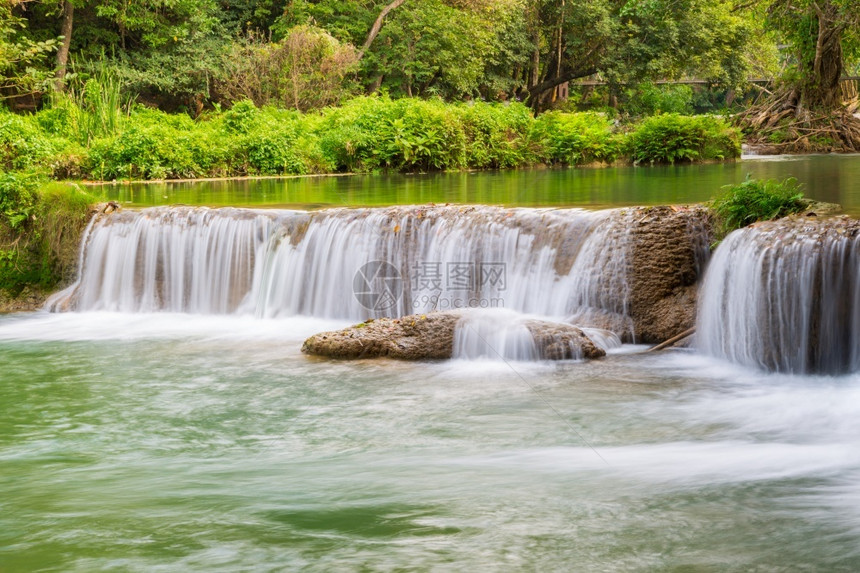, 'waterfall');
49,205,644,337
452,309,539,361
698,218,860,374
